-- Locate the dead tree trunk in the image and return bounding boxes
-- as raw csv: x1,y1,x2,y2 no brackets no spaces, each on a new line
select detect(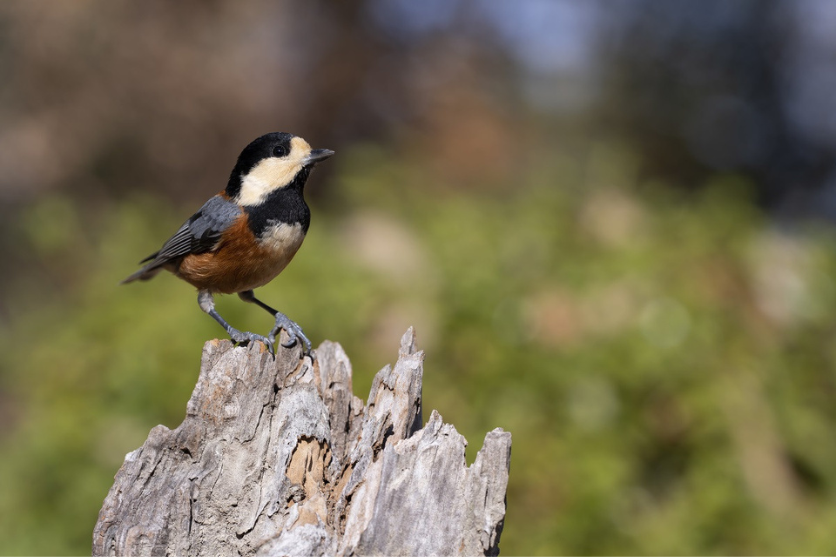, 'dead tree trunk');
93,328,511,556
